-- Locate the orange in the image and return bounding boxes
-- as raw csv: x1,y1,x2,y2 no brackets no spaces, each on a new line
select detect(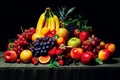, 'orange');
20,50,33,63
56,28,69,40
38,55,51,64
32,33,45,41
56,37,65,45
41,27,50,35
